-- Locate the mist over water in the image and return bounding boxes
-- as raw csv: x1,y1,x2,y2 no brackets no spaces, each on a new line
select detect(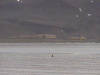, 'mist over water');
0,43,100,54
0,43,100,75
